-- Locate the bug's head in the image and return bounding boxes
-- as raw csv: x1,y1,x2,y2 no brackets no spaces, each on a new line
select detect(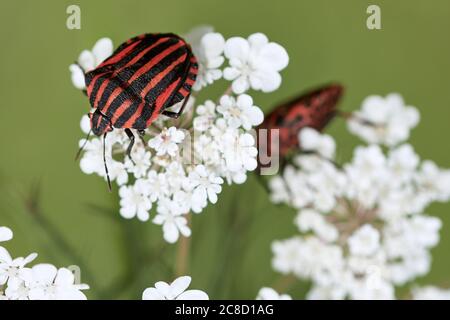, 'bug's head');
90,112,113,136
